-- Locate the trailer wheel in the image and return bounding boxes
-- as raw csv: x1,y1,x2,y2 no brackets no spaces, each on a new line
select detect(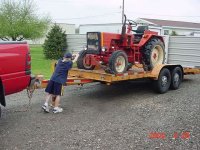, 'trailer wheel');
0,106,1,118
77,50,95,70
170,67,183,90
154,68,171,94
142,38,165,71
108,50,128,74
